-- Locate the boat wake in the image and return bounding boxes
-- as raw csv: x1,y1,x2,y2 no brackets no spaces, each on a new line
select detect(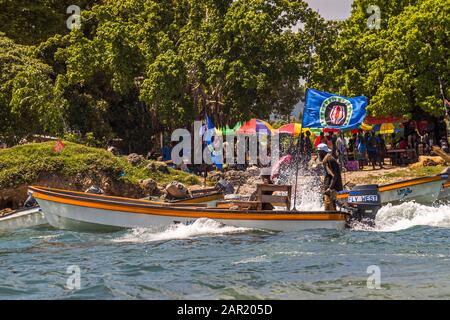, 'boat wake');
113,218,252,243
352,201,450,232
